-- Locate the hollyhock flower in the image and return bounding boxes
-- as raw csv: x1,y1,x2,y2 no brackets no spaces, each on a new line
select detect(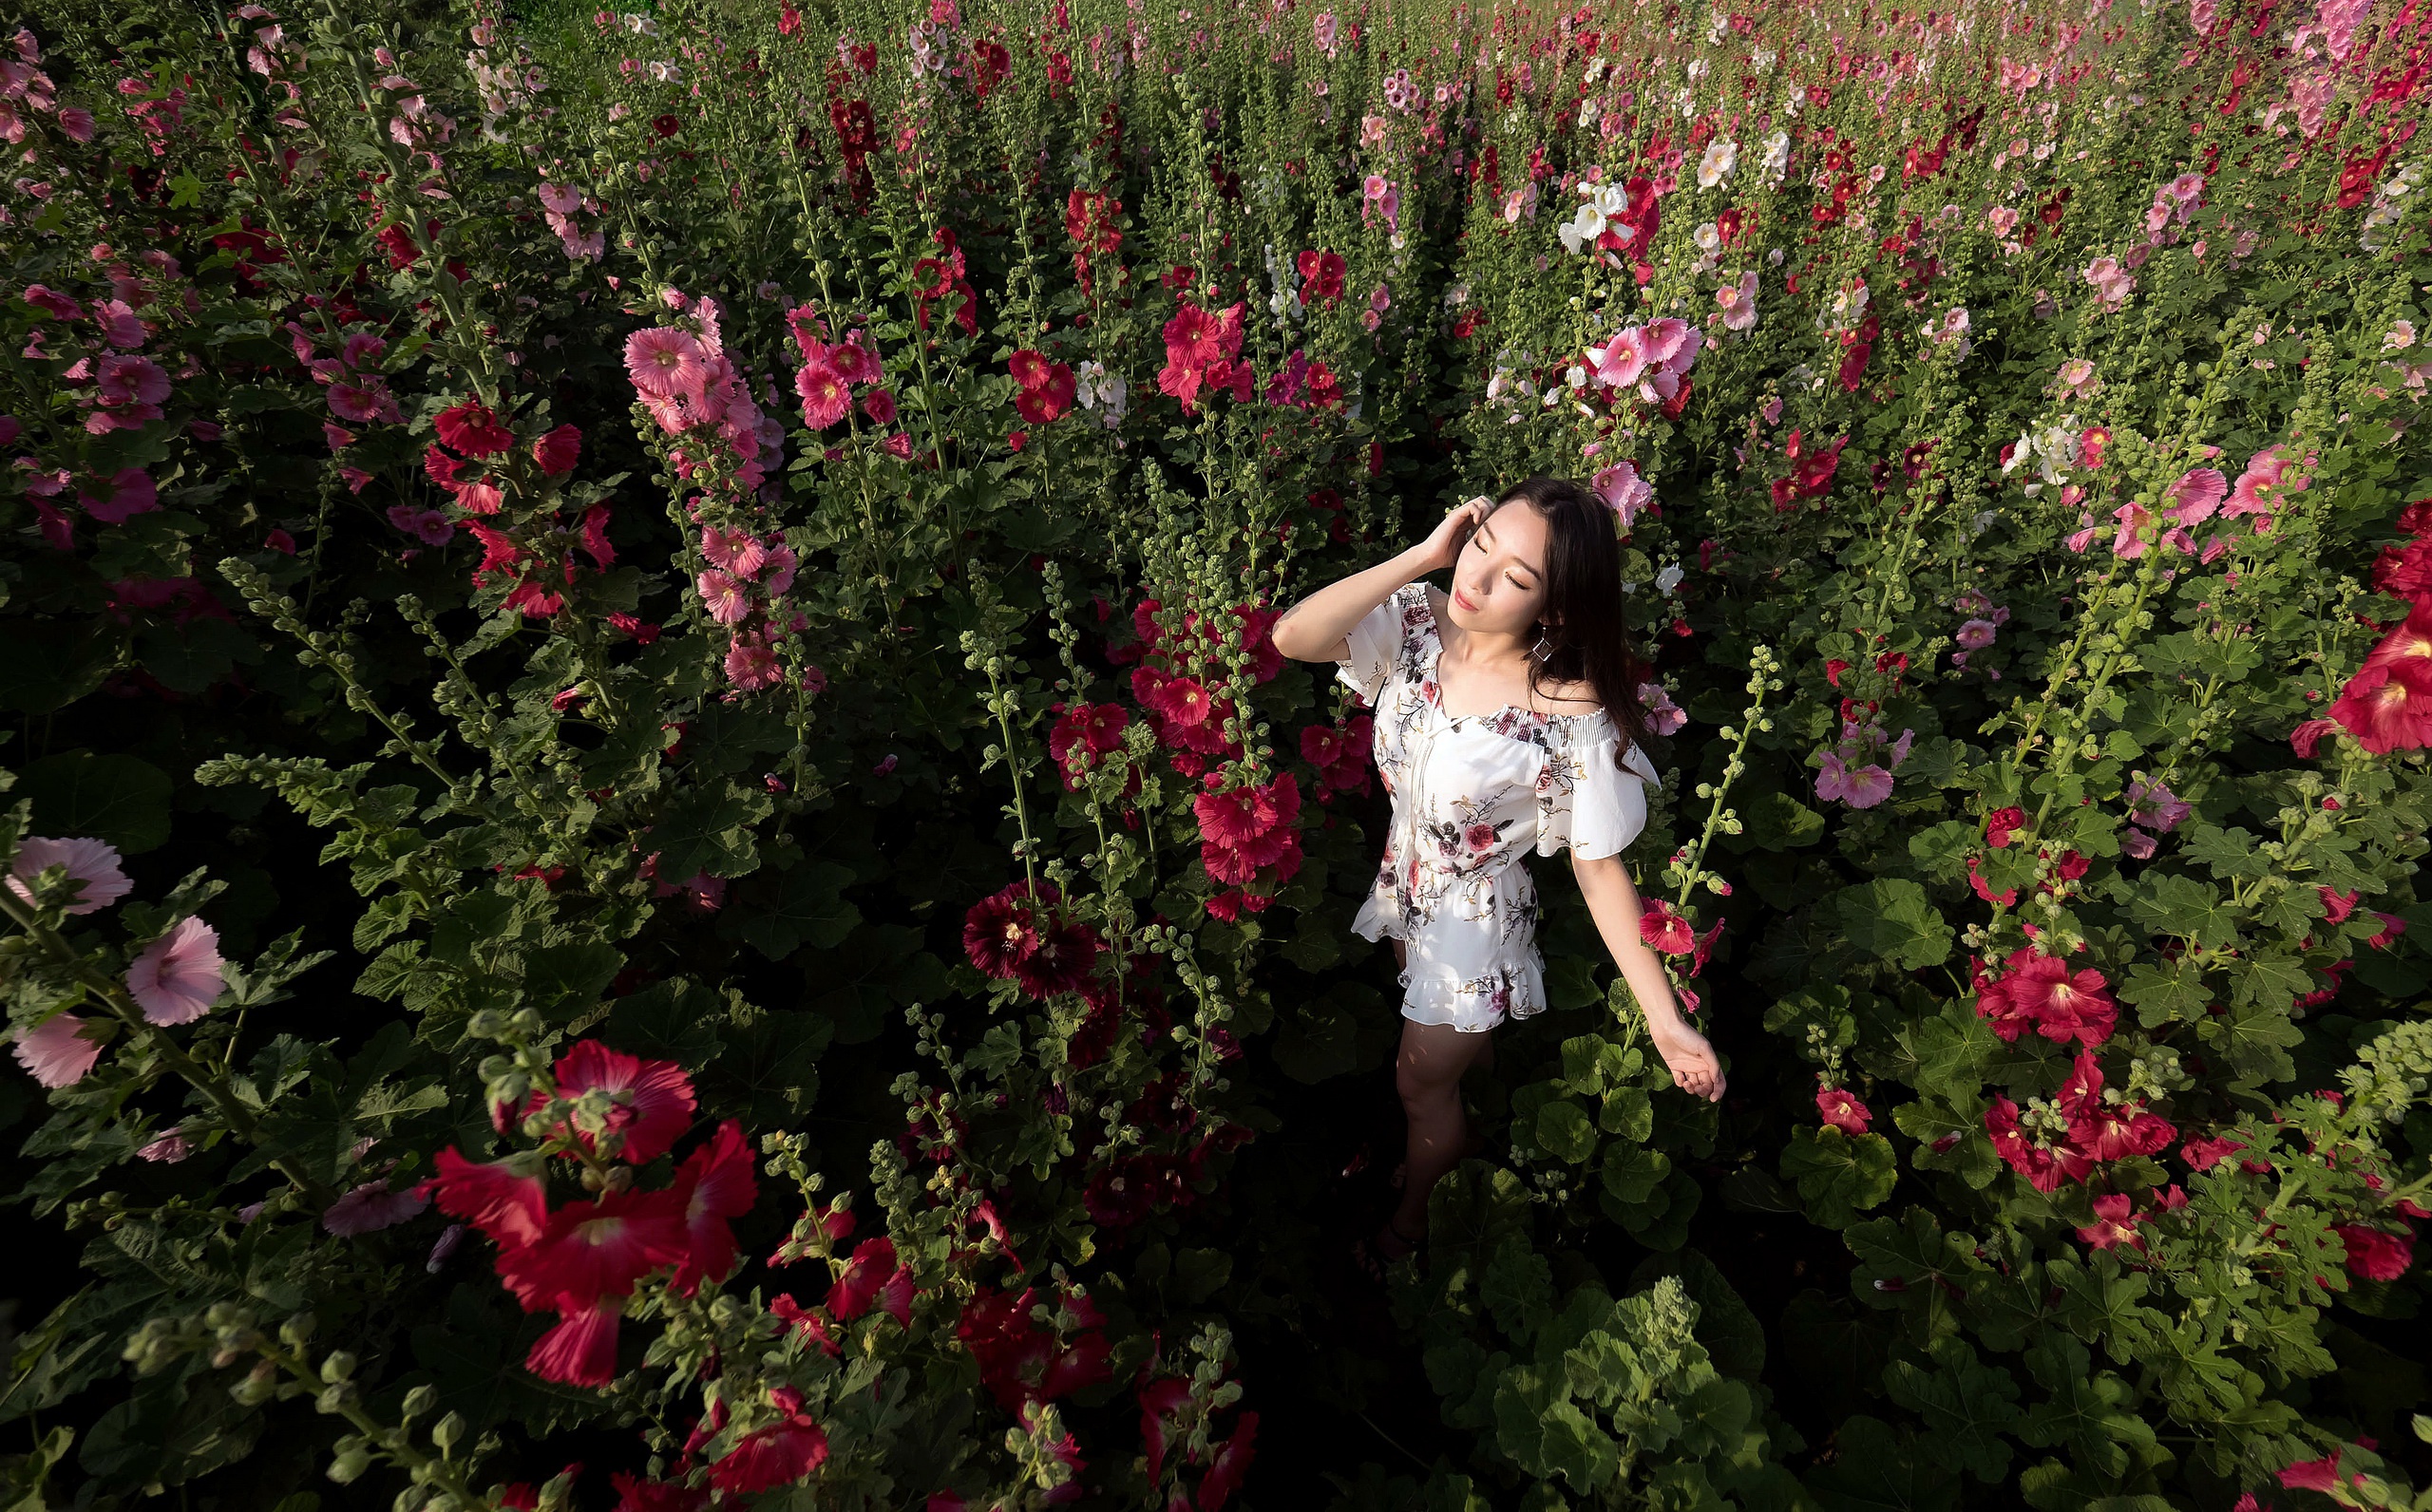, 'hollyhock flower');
828,1236,902,1321
138,1131,196,1162
1983,1094,2067,1192
671,1120,757,1295
965,879,1062,980
1715,271,1759,331
1638,898,1696,954
624,327,710,399
1956,618,1999,651
494,1184,692,1312
770,1295,846,1356
1815,753,1894,808
434,401,514,457
95,353,169,409
426,1146,549,1247
709,1389,829,1496
527,1300,622,1387
1200,1411,1260,1512
1586,327,1649,389
532,424,582,475
1985,807,2026,848
2125,777,2192,833
2165,467,2229,527
862,387,898,425
528,1040,698,1165
795,361,851,428
322,1178,432,1236
2223,445,2308,519
7,836,130,915
2179,1133,2247,1171
2057,1051,2174,1162
2330,660,2432,753
1639,682,1686,736
724,637,783,690
2366,600,2432,674
125,916,224,1025
1816,1086,1872,1134
2281,1450,2353,1494
2076,1192,2143,1250
78,467,159,523
11,1013,104,1088
1013,917,1105,1000
2004,953,2117,1047
2333,1223,2414,1280
1592,459,1655,523
697,569,752,624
